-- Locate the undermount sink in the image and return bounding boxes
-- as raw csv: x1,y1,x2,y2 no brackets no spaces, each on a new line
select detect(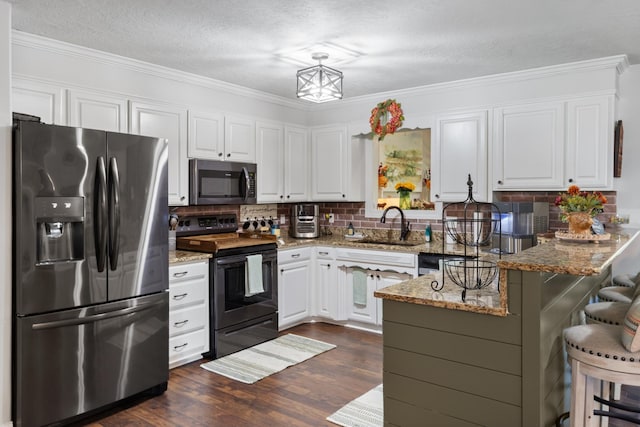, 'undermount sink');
358,239,419,247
